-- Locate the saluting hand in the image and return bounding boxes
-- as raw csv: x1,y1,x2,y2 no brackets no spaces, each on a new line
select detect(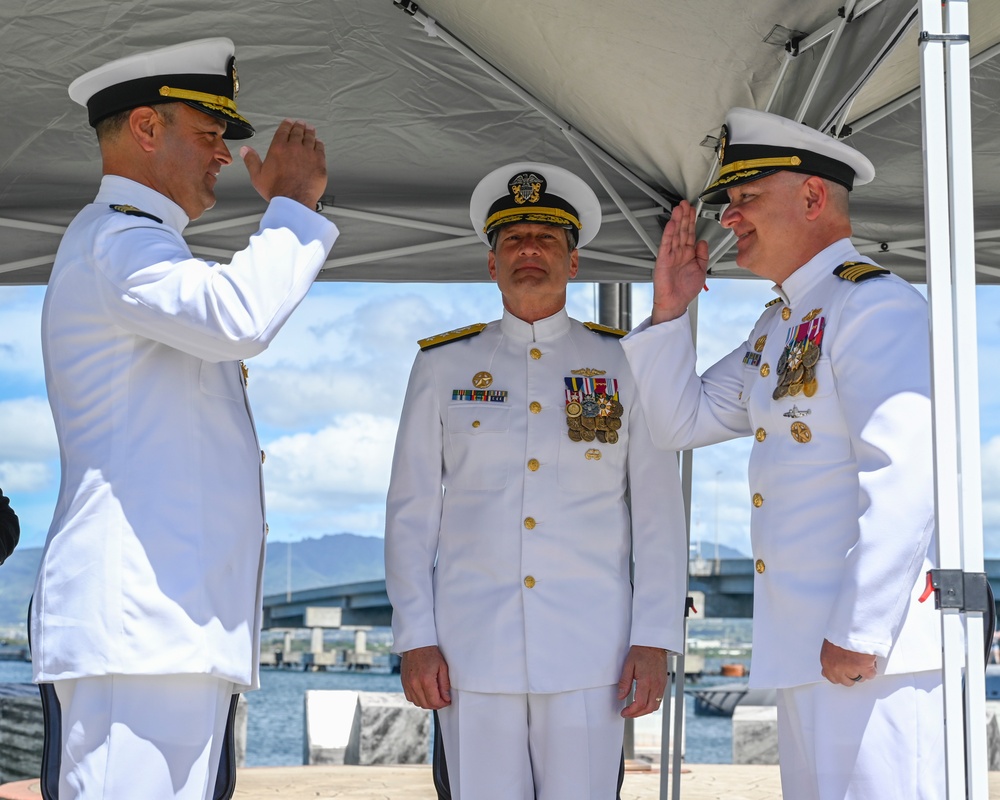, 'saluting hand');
240,119,328,211
651,200,709,324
